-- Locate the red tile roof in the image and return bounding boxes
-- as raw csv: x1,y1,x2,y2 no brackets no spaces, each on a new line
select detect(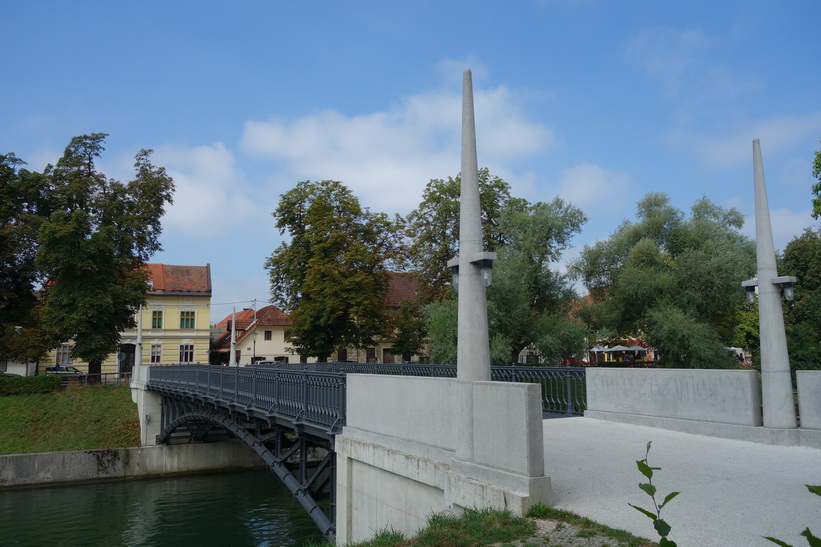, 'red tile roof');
211,273,419,352
385,272,420,308
214,305,292,331
146,264,211,295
